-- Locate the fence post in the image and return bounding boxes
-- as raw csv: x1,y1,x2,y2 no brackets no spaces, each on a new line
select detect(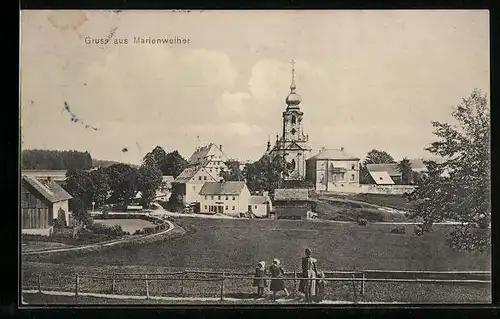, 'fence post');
293,271,297,292
361,272,365,296
351,274,357,303
75,274,79,298
37,274,42,293
145,274,150,300
220,272,225,301
180,270,186,295
111,272,116,294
